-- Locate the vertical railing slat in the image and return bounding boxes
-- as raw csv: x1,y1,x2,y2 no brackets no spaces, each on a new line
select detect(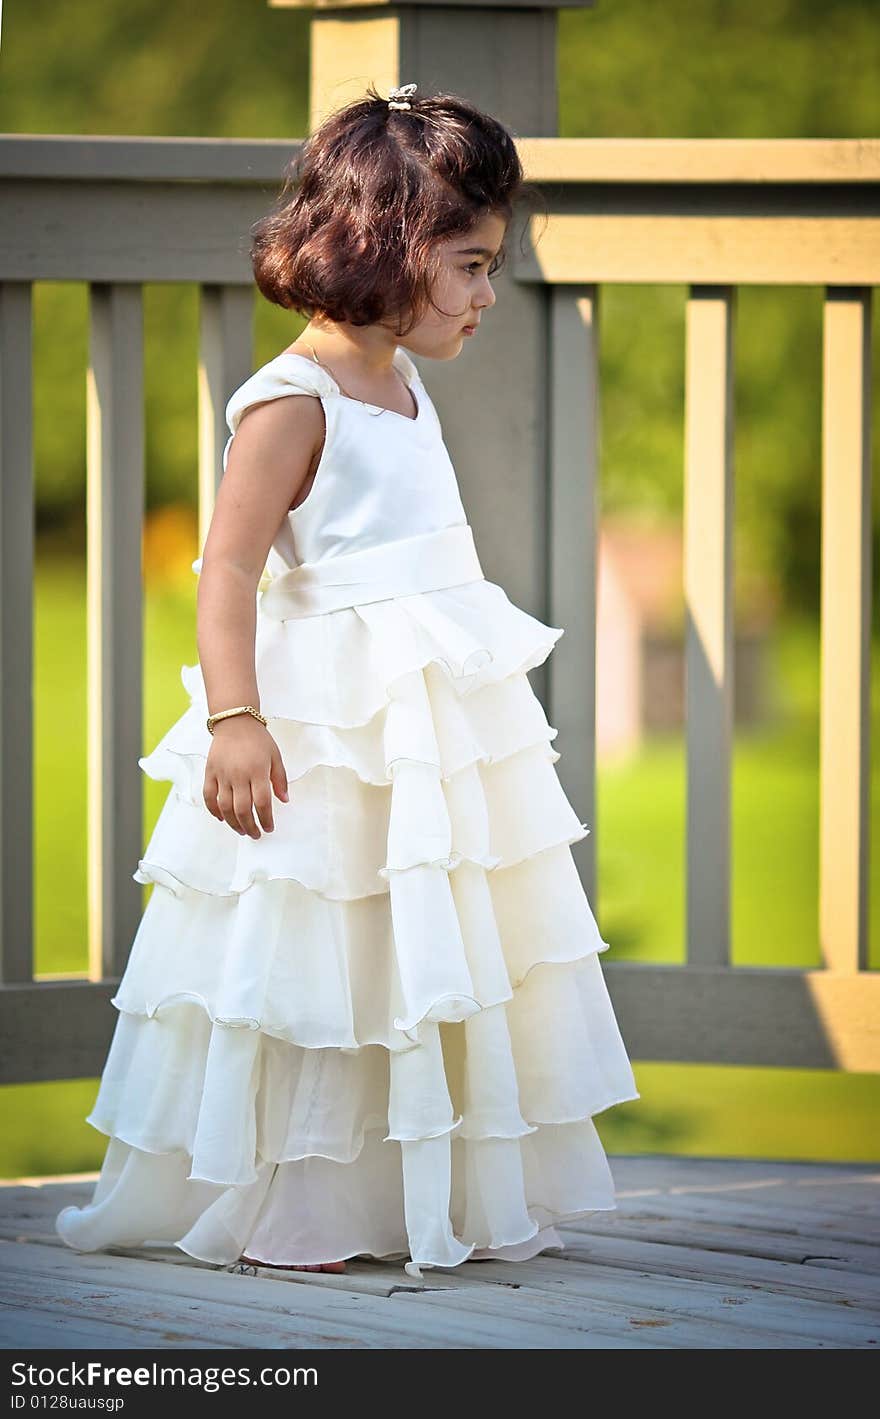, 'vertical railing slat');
684,285,736,967
547,283,601,903
819,286,872,974
198,284,253,537
86,283,145,981
0,282,35,985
